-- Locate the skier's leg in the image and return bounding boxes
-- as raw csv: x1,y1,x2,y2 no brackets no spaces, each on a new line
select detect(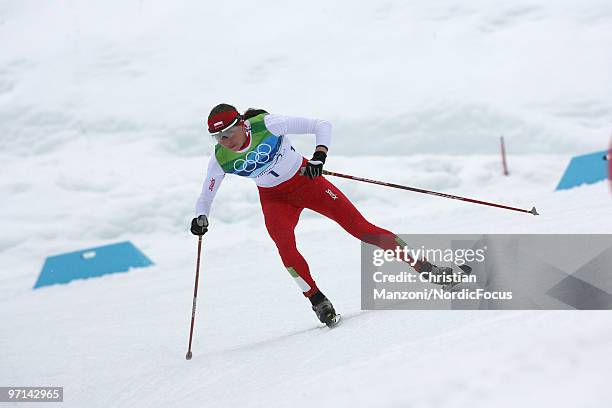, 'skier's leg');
302,176,425,271
258,190,320,297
